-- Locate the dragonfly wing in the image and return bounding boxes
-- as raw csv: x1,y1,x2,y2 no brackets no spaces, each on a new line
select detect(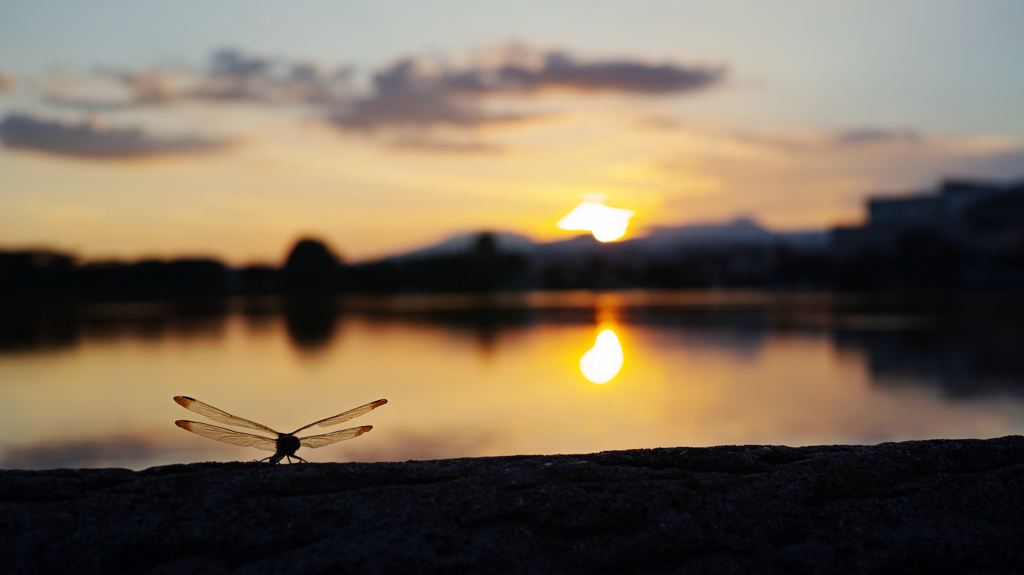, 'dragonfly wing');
299,425,372,449
290,399,387,435
176,420,278,452
174,396,281,437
